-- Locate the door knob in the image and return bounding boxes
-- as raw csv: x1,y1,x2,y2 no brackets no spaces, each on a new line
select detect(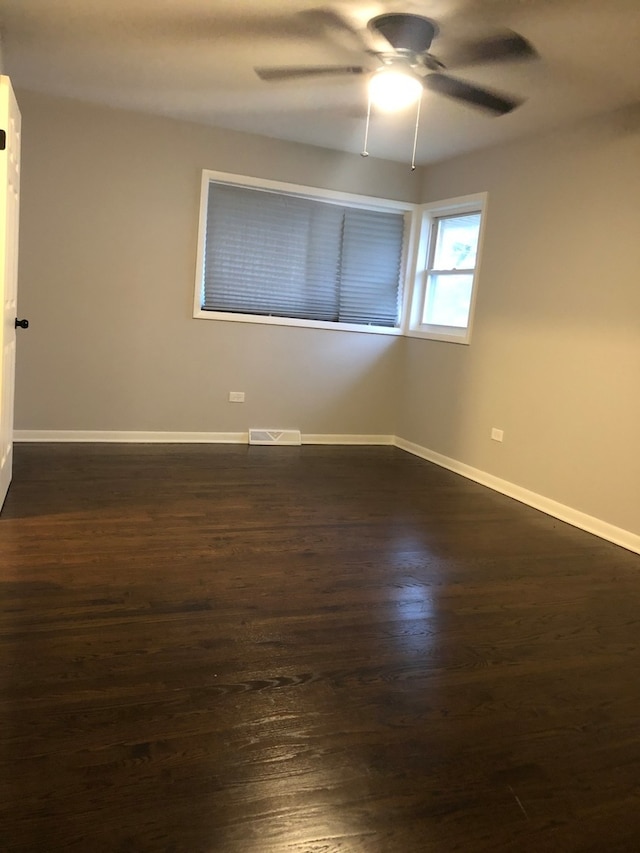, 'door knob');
15,318,29,329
